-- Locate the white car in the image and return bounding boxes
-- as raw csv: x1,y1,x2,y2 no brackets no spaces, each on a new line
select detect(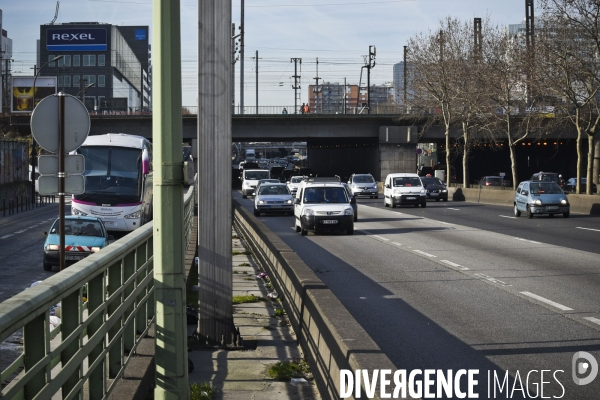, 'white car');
294,178,355,235
383,173,427,208
241,169,270,198
254,183,294,216
286,176,307,197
